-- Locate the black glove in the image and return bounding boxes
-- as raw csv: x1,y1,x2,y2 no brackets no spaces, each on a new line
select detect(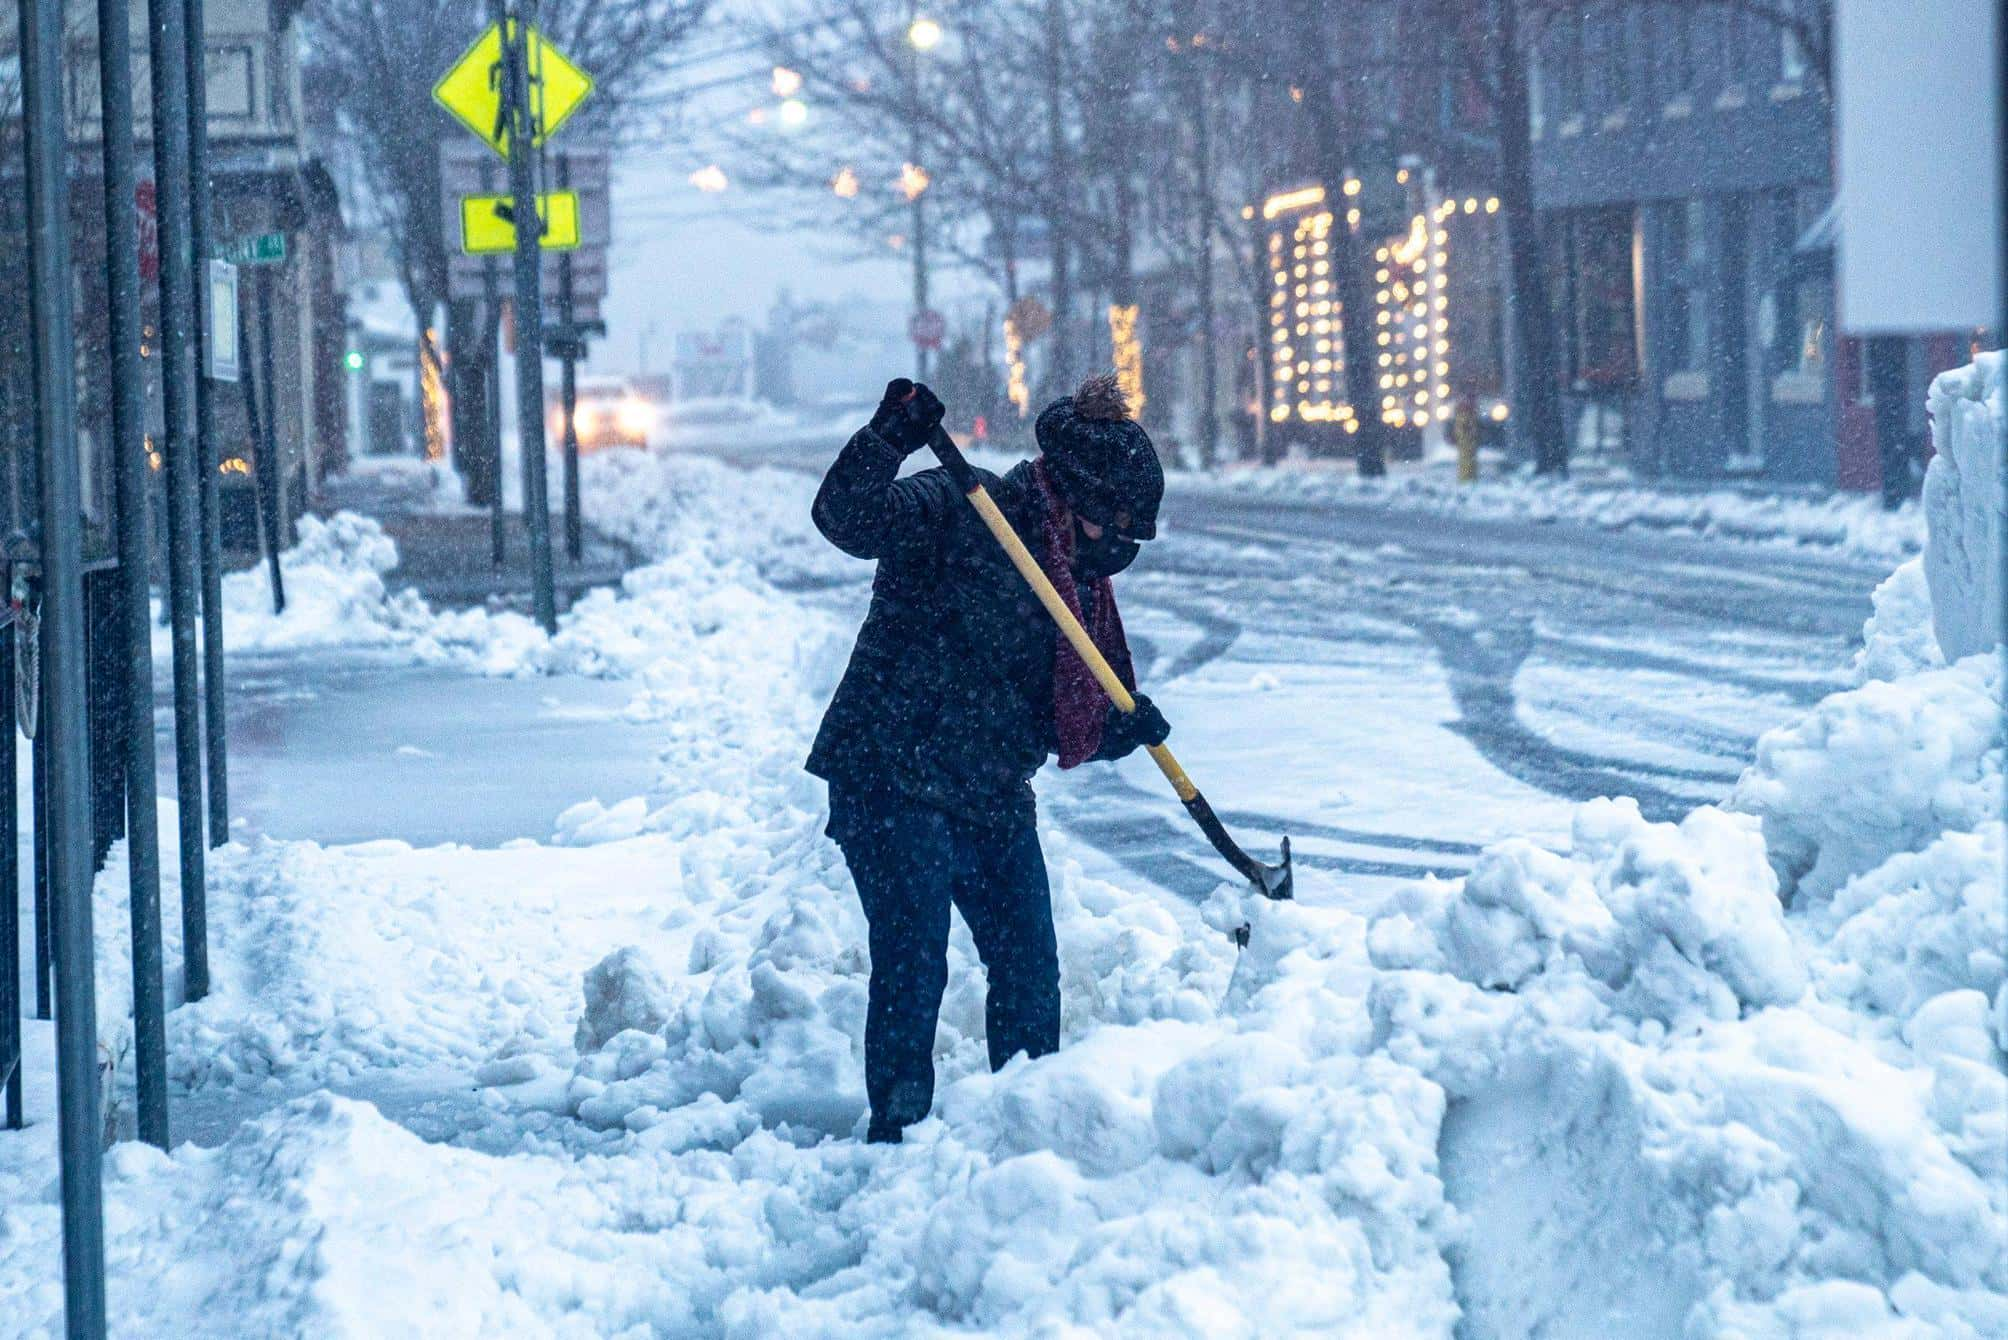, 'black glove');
868,379,946,454
1097,692,1171,761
